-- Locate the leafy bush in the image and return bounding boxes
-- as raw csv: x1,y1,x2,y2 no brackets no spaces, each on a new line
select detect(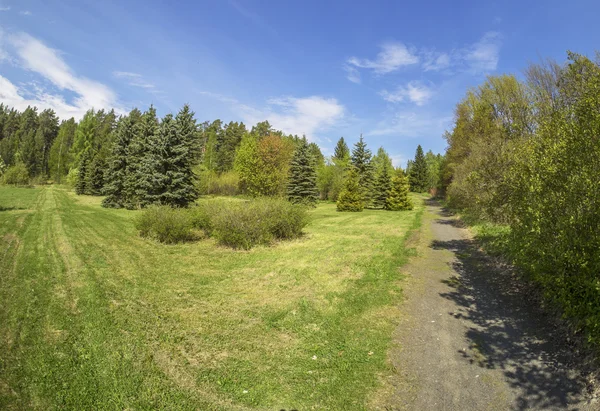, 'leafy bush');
210,197,308,249
65,168,79,188
197,170,240,196
135,206,198,244
2,163,30,186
